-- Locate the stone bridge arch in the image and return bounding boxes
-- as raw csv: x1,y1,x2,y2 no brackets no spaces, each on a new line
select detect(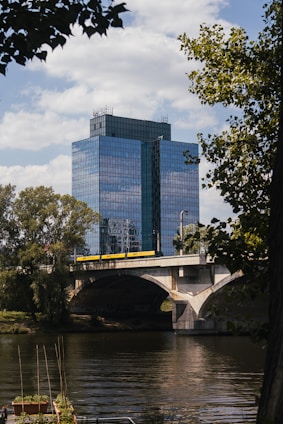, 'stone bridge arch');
173,270,268,334
171,271,247,334
71,269,172,301
69,271,172,329
189,271,245,317
70,255,265,334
